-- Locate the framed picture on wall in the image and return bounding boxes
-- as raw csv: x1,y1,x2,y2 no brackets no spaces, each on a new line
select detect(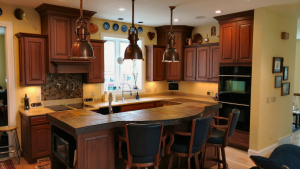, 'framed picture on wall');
275,76,282,88
281,82,290,96
272,57,283,73
283,66,289,81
